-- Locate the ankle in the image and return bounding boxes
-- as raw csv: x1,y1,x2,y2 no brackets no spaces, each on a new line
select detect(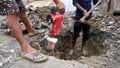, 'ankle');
22,47,35,54
21,45,31,52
